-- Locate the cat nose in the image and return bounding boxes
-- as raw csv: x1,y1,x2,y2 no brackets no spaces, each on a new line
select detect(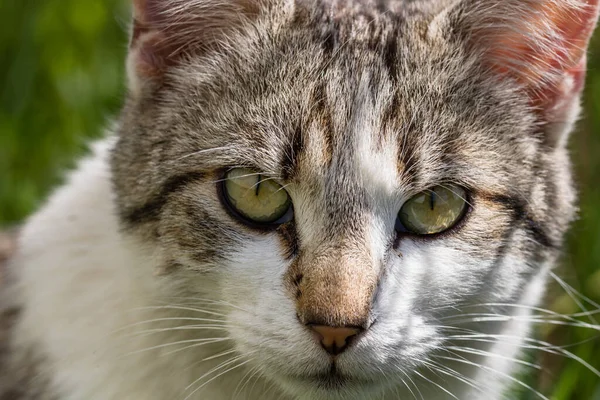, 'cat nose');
308,325,363,356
